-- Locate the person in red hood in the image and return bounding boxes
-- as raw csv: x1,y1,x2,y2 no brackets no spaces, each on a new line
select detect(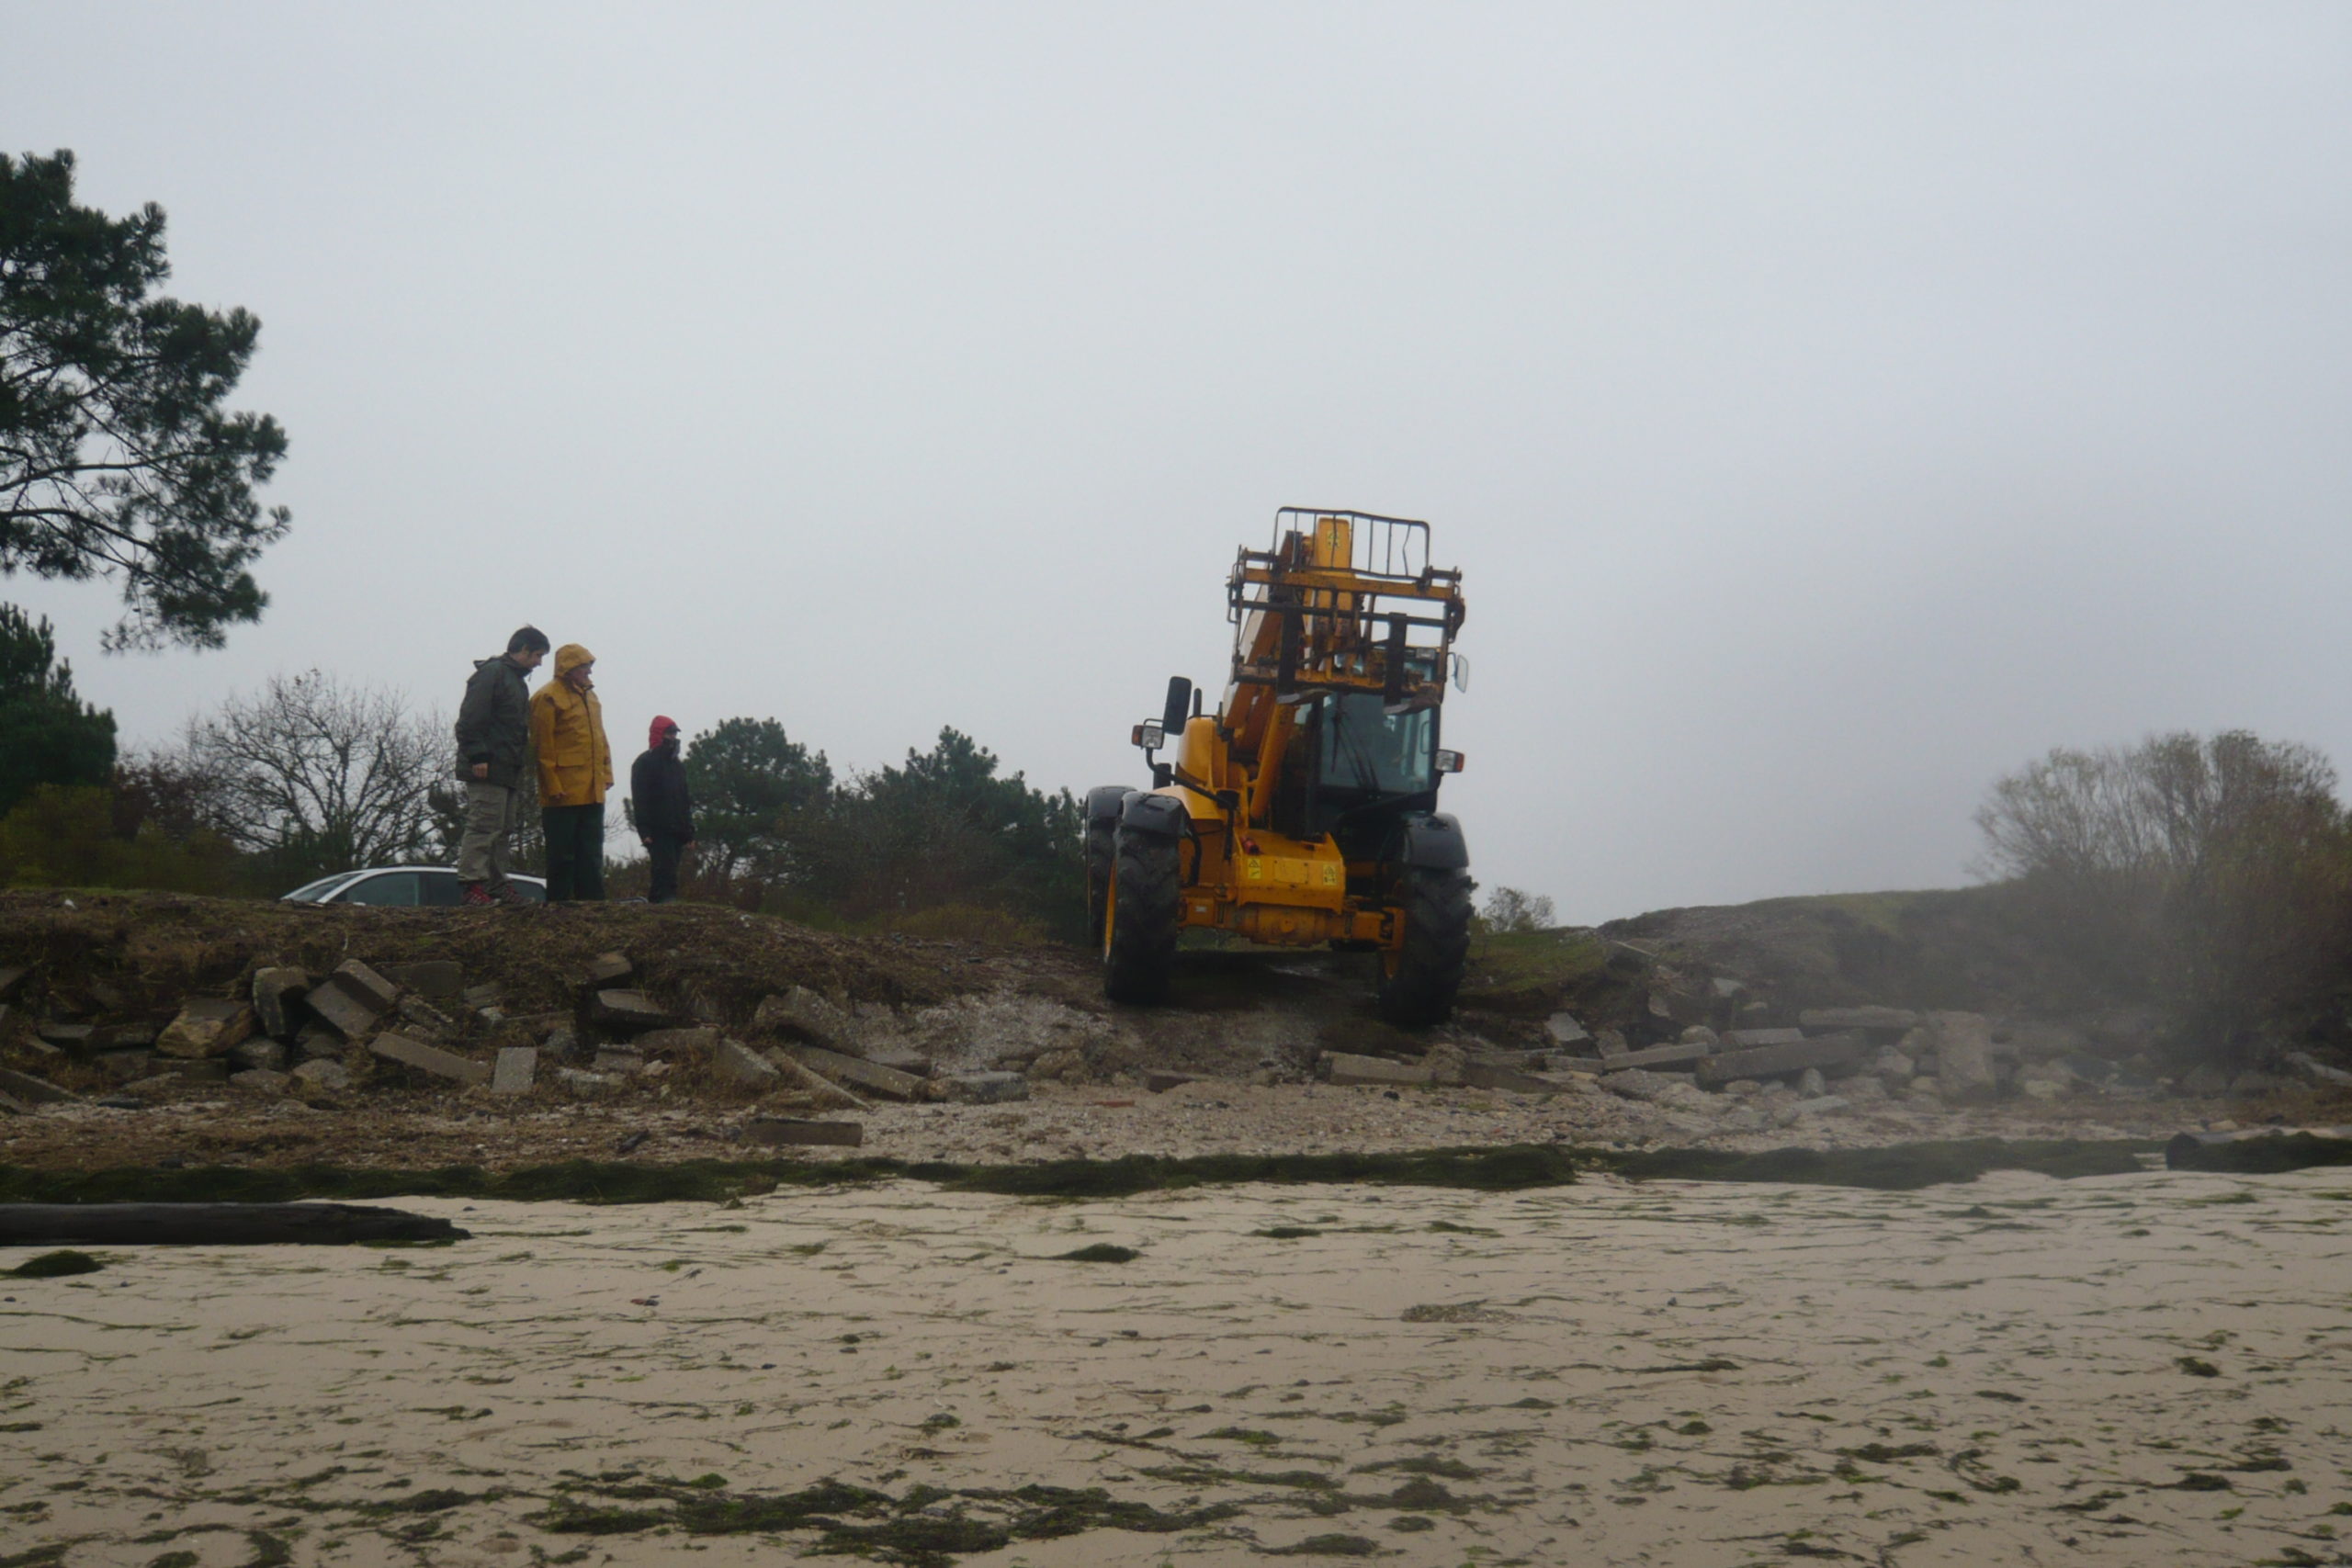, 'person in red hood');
628,715,697,904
